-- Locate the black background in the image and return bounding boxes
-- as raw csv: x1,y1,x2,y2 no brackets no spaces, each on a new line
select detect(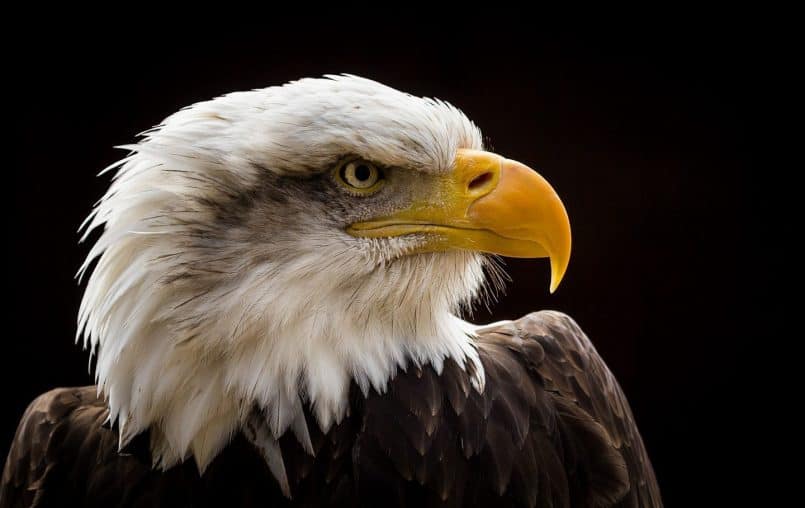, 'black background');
5,21,770,506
